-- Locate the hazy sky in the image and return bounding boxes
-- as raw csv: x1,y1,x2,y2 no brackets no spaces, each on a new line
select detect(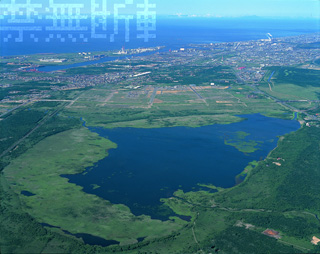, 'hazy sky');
0,0,318,19
156,0,320,18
